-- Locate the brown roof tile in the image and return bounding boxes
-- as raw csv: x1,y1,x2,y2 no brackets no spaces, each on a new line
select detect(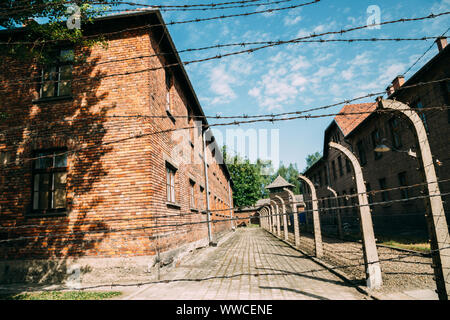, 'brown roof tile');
334,102,377,137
